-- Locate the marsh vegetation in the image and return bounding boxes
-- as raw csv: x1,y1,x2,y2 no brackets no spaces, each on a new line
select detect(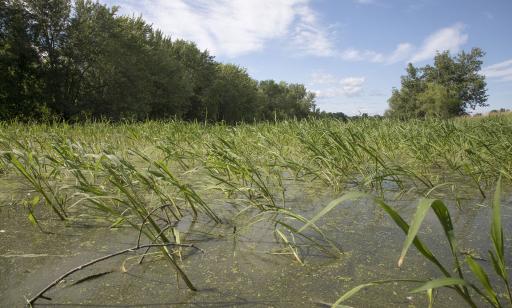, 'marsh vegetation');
1,115,511,306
